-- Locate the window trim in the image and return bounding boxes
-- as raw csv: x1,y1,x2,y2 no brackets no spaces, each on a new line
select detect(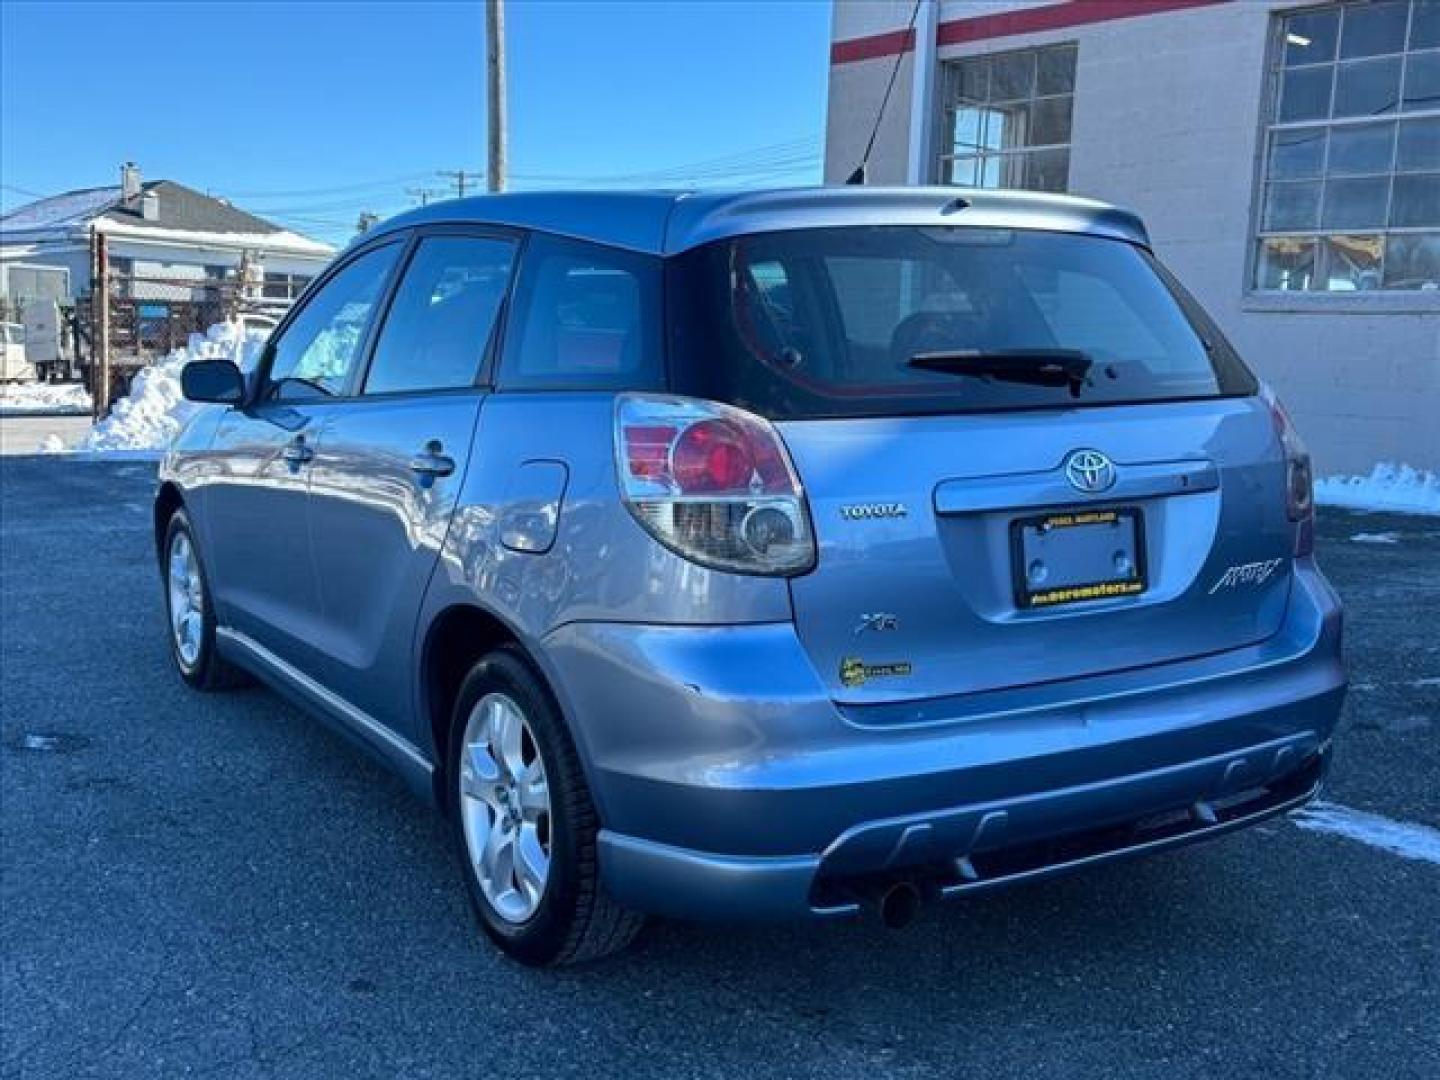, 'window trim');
494,231,665,394
253,234,409,405
1247,0,1440,300
351,223,526,402
253,224,528,407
